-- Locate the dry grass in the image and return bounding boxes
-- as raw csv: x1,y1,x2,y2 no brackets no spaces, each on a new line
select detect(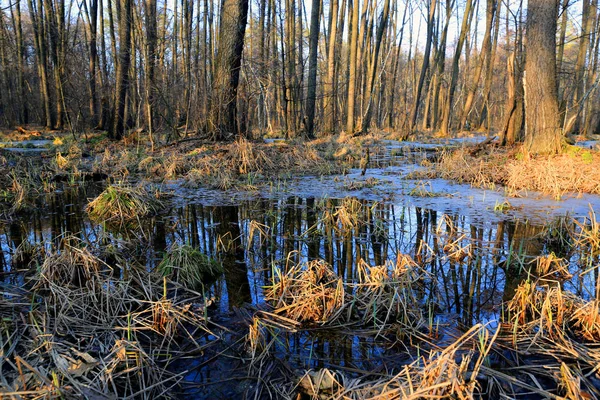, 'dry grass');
507,278,600,342
265,259,345,324
0,239,214,399
264,254,428,333
427,145,600,198
289,324,497,399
